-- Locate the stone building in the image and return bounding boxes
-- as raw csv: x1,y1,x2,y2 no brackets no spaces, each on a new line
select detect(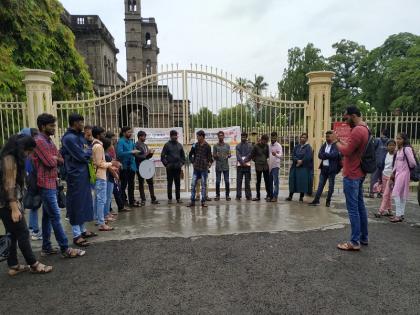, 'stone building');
62,1,184,129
